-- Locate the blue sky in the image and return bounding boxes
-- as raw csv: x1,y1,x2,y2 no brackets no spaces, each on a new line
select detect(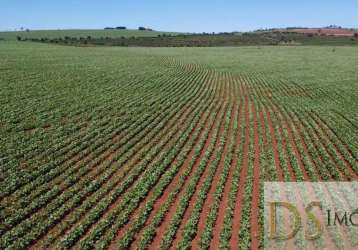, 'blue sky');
1,0,357,32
